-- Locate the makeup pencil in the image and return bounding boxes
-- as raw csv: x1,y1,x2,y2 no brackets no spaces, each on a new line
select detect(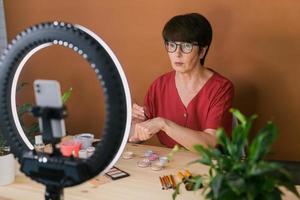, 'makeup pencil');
184,170,192,178
159,176,165,190
170,175,176,189
167,175,173,189
164,176,172,189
